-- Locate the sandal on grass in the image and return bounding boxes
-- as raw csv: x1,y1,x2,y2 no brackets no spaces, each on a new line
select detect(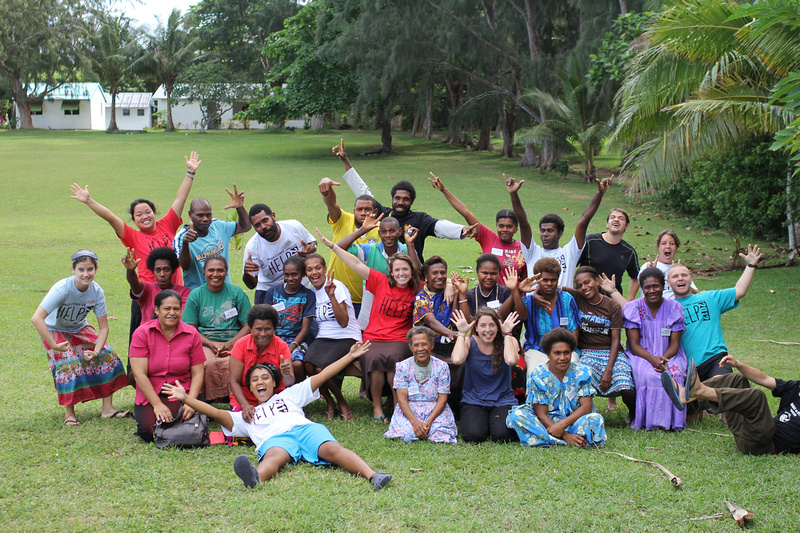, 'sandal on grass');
684,359,697,403
340,410,355,421
660,371,684,411
64,418,80,426
102,410,132,419
373,415,387,424
324,407,338,420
